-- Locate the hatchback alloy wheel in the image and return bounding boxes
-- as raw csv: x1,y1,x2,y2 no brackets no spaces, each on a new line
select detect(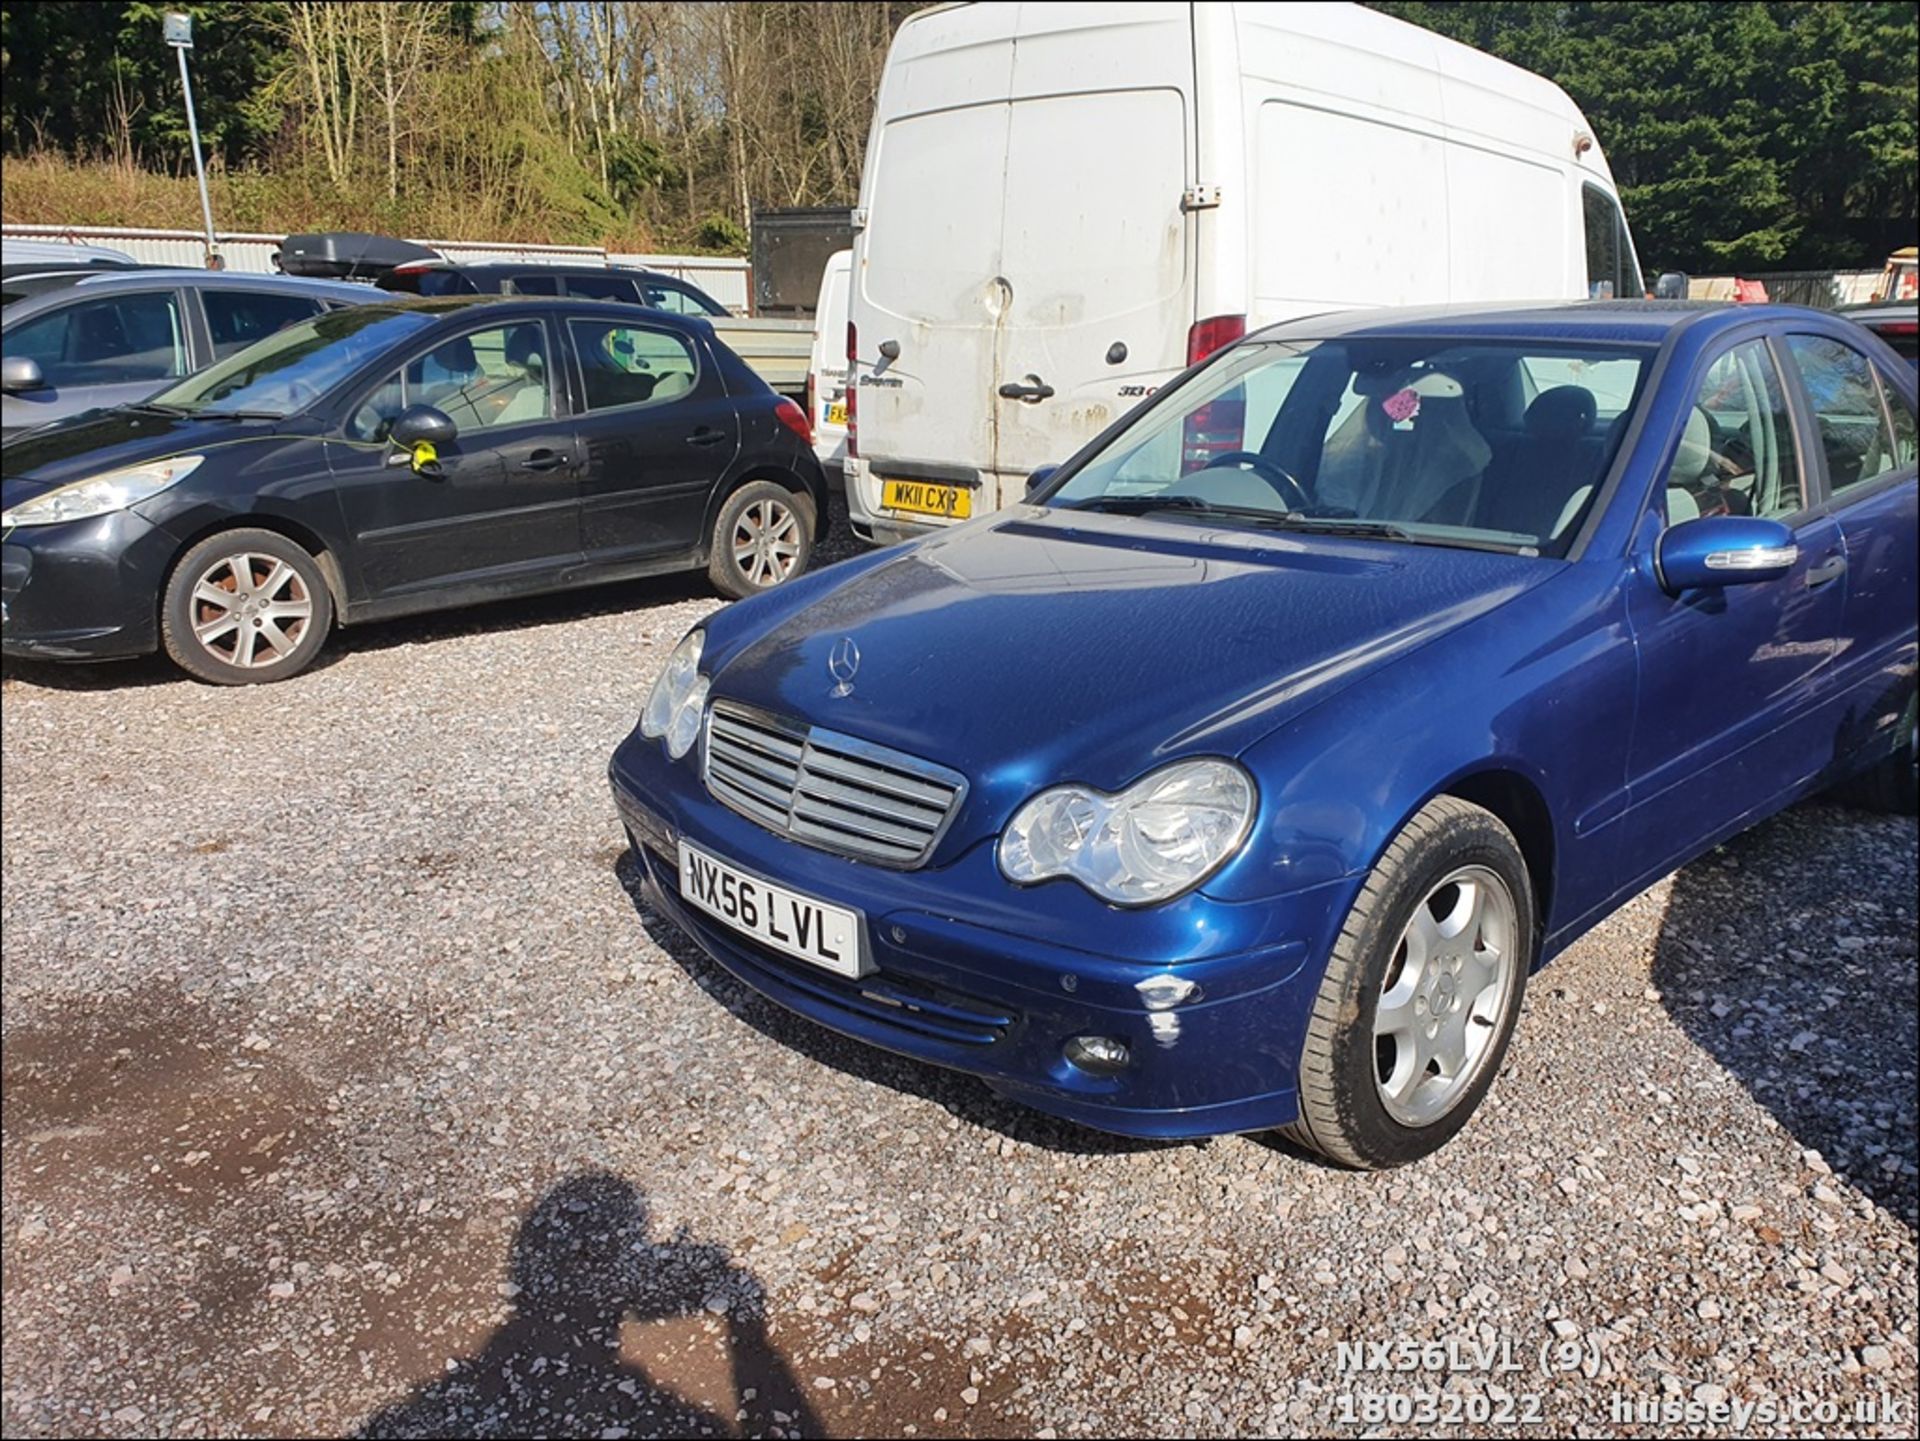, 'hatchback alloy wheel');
190,551,315,670
732,497,802,588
